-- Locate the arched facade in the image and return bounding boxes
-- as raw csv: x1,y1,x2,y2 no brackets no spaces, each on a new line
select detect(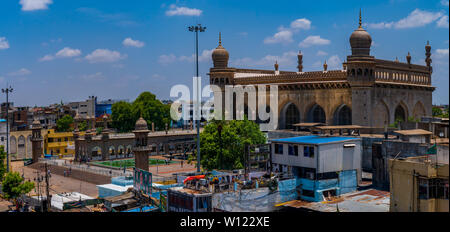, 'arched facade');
280,103,301,129
18,136,26,158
